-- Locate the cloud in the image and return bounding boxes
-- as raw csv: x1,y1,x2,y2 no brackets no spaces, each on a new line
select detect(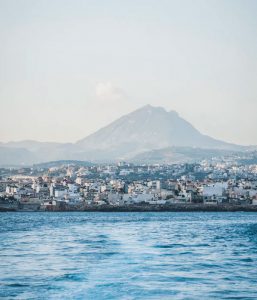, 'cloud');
95,82,125,101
